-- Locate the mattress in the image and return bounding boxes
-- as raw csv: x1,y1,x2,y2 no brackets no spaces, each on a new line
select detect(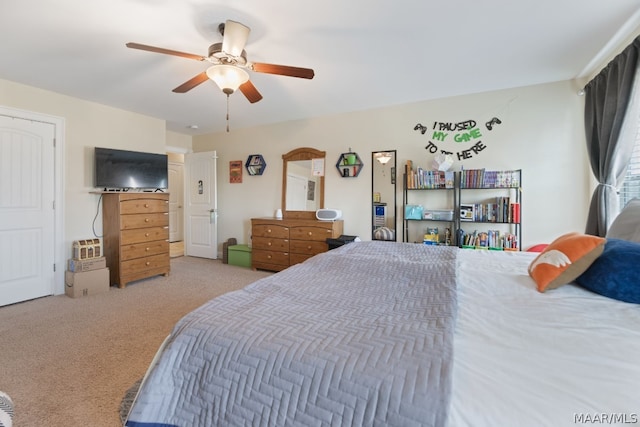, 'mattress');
450,249,640,427
126,243,640,427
